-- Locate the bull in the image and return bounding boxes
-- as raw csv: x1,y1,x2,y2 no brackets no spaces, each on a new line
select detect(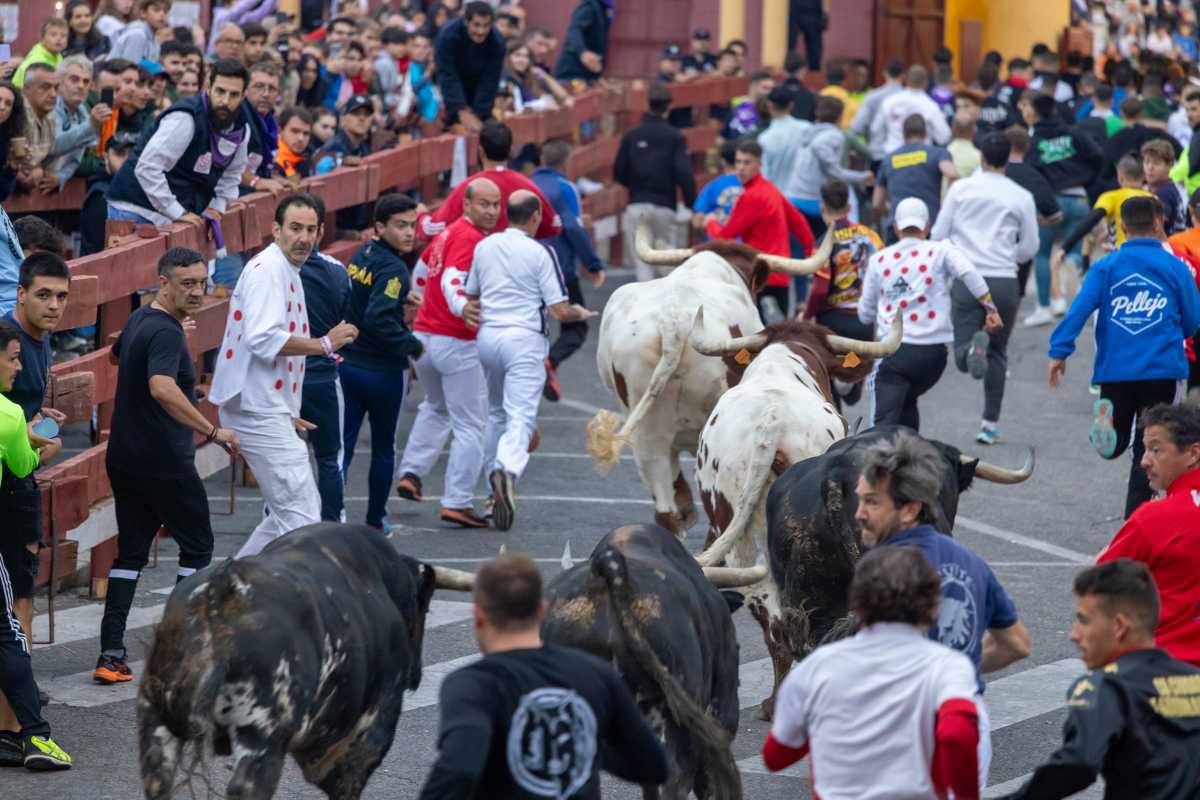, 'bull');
751,426,1034,719
136,523,477,800
543,524,766,800
586,227,833,536
687,308,903,637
